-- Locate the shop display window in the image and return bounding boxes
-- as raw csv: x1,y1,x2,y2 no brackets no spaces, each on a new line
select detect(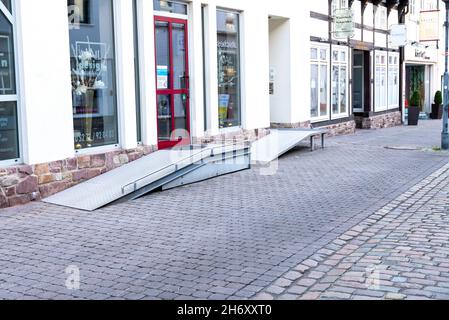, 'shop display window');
68,0,118,150
217,10,241,129
310,45,329,120
0,1,19,163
